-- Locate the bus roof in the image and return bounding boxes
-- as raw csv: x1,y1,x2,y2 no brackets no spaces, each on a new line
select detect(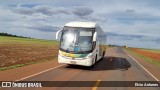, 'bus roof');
65,22,97,28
